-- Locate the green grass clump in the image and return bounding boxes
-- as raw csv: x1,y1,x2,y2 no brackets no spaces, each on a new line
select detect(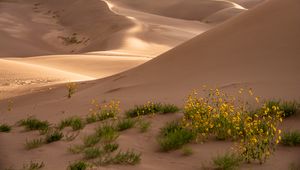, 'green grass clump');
103,143,119,153
138,120,151,133
182,146,193,156
266,100,299,118
158,121,195,151
68,145,85,154
68,161,89,170
86,100,120,123
58,117,85,131
126,102,179,118
281,131,300,146
83,134,101,147
213,152,242,170
0,124,11,132
18,117,49,131
116,118,135,131
22,161,44,170
111,150,141,165
96,124,119,143
25,138,44,150
84,147,103,159
45,130,63,143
